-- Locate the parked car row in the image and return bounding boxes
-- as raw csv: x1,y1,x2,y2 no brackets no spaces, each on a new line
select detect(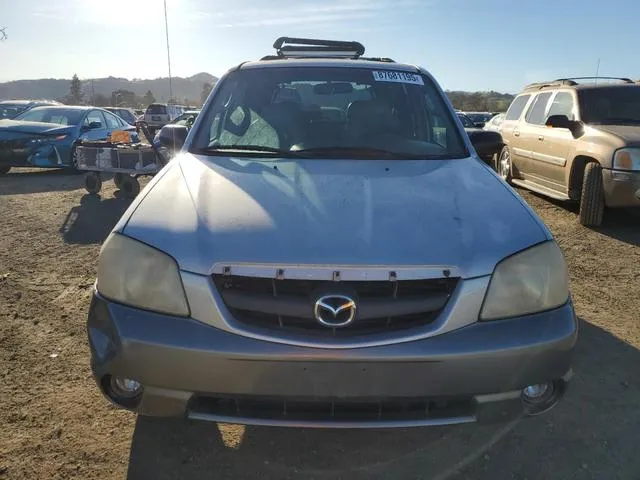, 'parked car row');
0,106,139,174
